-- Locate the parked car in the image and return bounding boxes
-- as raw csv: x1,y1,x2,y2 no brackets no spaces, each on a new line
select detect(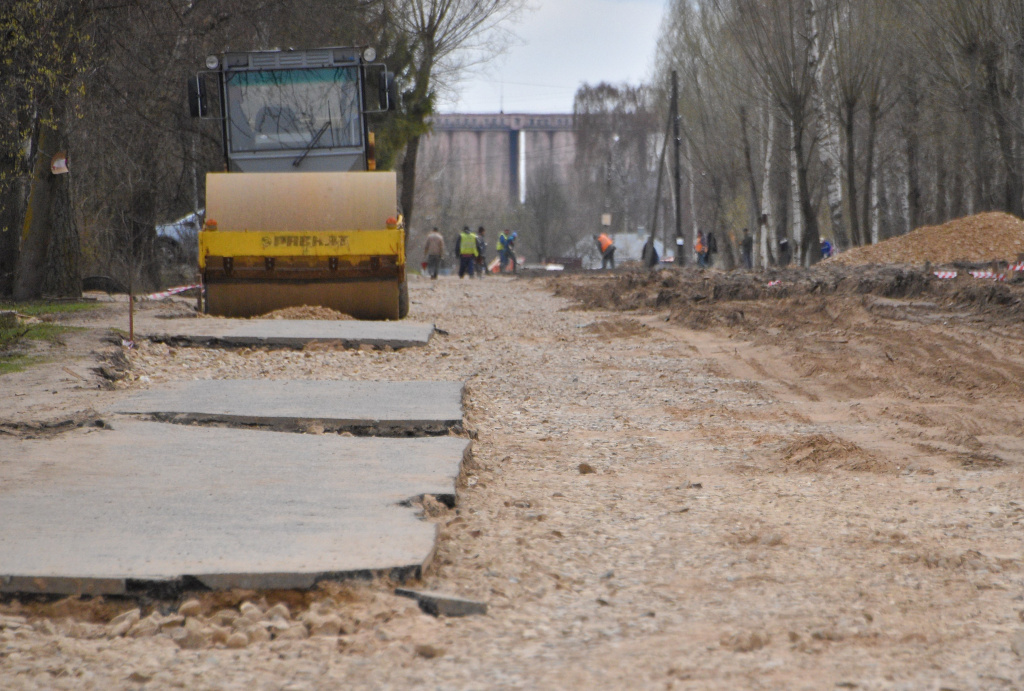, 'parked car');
156,210,202,266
